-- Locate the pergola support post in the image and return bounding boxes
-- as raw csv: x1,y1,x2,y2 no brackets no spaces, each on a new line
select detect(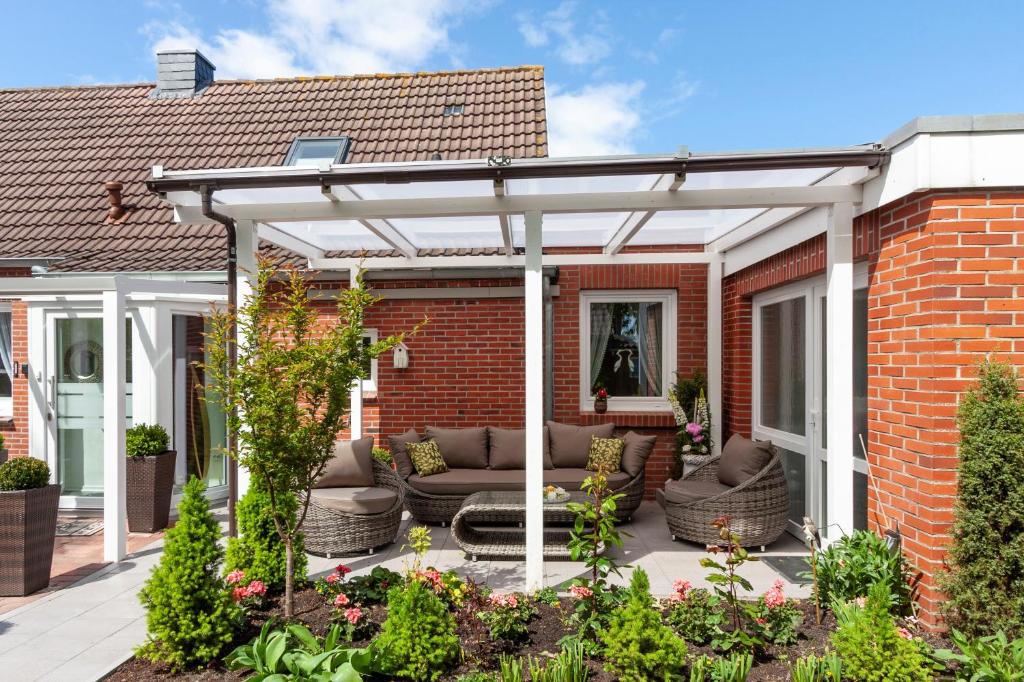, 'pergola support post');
523,210,545,591
233,220,258,501
706,254,723,456
825,202,855,539
349,268,363,439
102,282,127,562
